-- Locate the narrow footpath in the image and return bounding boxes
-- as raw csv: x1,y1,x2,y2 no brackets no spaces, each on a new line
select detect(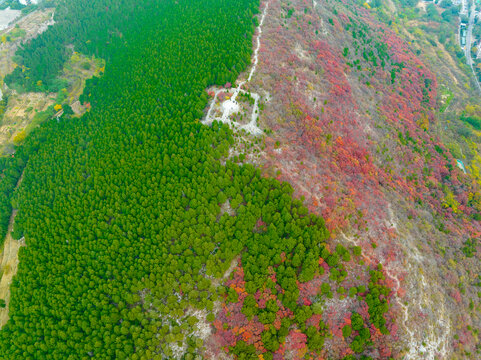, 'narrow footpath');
0,172,24,328
202,1,269,135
